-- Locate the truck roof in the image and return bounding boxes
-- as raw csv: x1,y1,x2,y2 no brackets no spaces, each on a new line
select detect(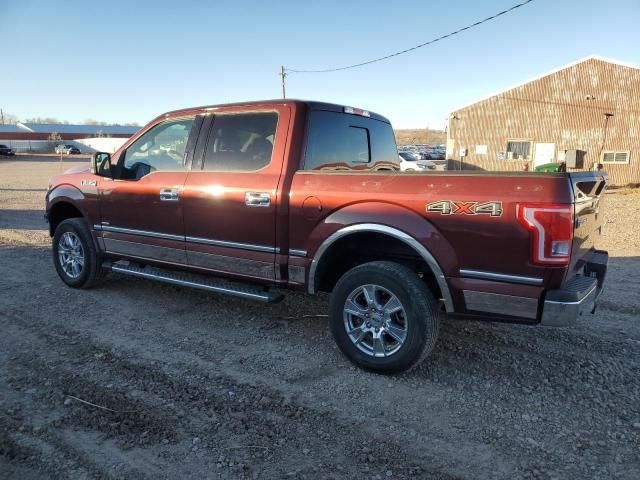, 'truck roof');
162,99,391,124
